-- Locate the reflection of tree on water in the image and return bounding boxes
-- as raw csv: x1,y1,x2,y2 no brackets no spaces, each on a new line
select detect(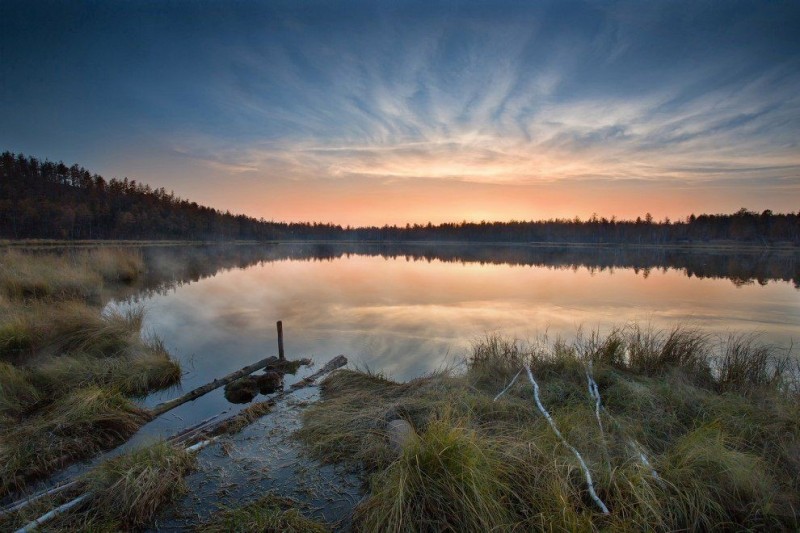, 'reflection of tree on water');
119,244,800,298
